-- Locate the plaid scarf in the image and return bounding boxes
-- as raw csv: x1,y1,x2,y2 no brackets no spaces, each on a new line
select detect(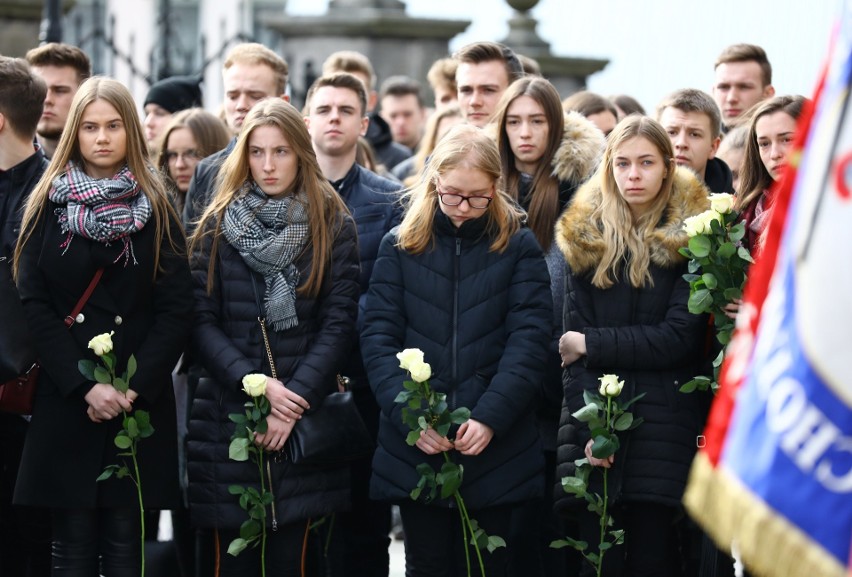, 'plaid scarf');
49,162,152,264
223,183,310,331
